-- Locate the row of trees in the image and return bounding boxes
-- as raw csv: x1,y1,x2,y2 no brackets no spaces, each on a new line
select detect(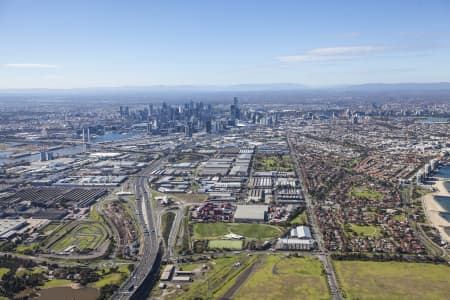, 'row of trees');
331,252,446,264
